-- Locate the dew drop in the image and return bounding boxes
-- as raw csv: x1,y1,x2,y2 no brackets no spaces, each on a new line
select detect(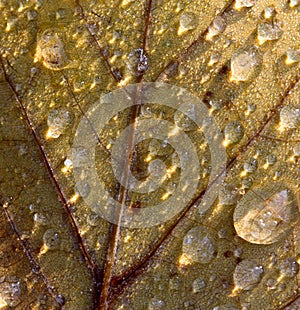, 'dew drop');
278,258,299,278
285,48,300,65
266,154,276,165
224,121,244,144
219,184,240,205
257,22,283,45
174,104,197,131
234,0,256,10
126,48,148,76
47,109,71,138
230,47,261,82
182,226,217,264
207,16,226,40
233,259,264,290
43,228,61,250
243,158,258,173
27,10,38,21
289,0,300,7
279,106,300,129
0,276,27,307
179,12,199,33
33,213,47,225
233,184,299,244
263,6,276,19
148,298,165,310
35,29,70,70
192,278,206,293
